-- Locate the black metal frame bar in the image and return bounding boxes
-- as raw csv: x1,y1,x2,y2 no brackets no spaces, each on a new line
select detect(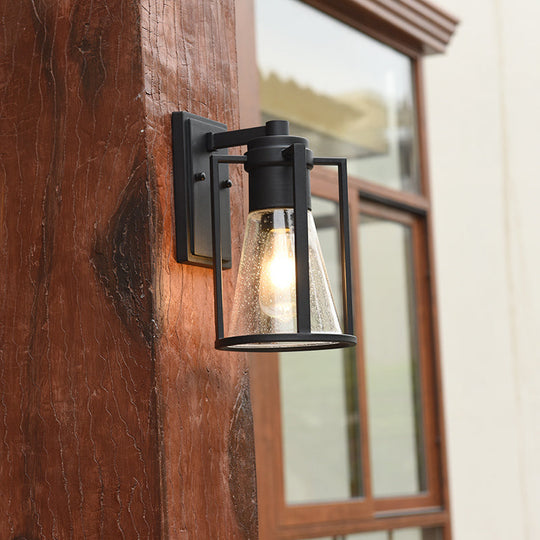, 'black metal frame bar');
217,333,357,352
211,150,356,352
313,157,355,336
208,120,289,151
289,143,311,334
209,154,248,341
